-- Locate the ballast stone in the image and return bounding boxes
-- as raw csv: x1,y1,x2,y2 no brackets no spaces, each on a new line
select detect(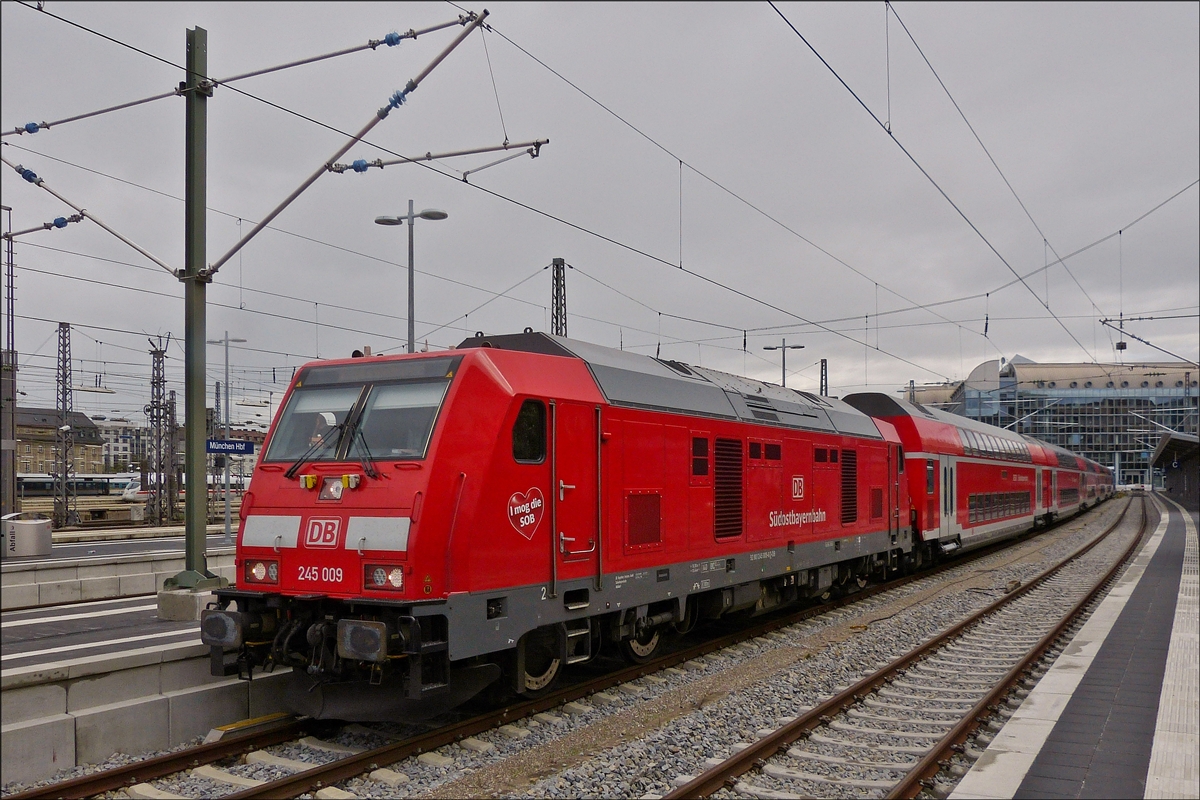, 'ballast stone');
459,737,494,752
417,751,455,767
369,767,410,786
124,784,186,799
